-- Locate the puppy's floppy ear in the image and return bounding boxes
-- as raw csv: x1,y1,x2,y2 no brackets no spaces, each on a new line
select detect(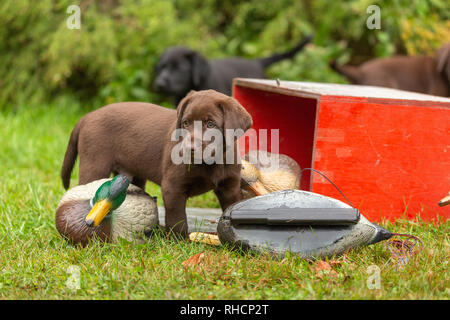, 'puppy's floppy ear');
219,98,253,135
176,90,196,129
189,51,210,88
436,43,450,81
